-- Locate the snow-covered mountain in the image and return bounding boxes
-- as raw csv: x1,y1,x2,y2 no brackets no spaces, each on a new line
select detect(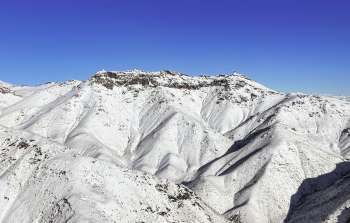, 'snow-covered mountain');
0,70,349,223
